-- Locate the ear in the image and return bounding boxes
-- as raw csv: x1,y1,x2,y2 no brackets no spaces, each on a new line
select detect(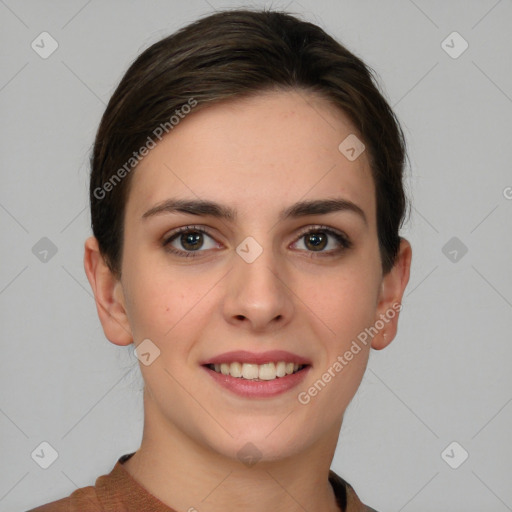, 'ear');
371,238,412,350
83,236,133,346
